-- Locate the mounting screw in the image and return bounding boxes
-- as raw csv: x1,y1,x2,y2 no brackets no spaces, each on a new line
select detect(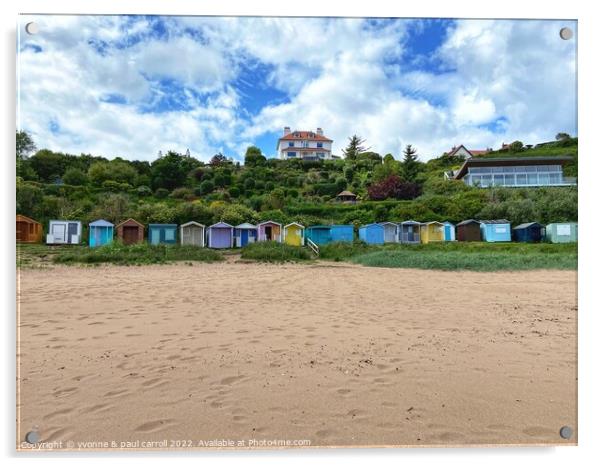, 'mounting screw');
559,425,573,439
559,27,573,40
